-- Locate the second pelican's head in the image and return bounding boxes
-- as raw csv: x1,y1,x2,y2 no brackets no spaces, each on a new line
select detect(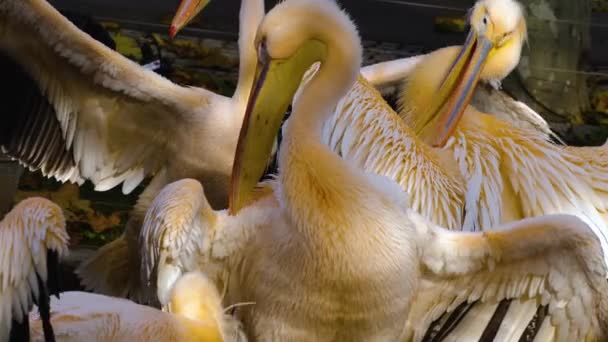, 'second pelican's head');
169,0,211,39
417,0,527,146
229,0,360,214
168,272,224,341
